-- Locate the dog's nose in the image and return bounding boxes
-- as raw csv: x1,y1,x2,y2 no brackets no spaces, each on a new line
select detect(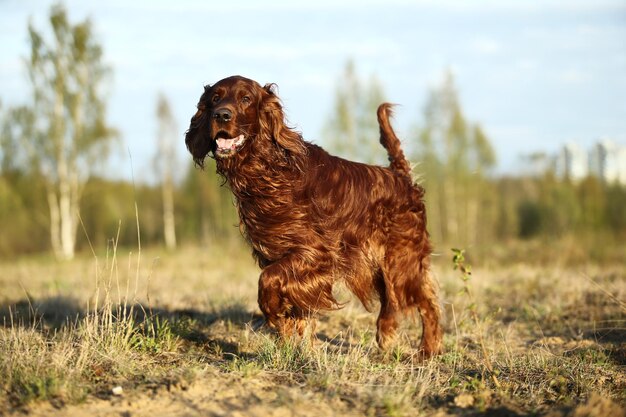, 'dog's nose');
213,108,232,123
